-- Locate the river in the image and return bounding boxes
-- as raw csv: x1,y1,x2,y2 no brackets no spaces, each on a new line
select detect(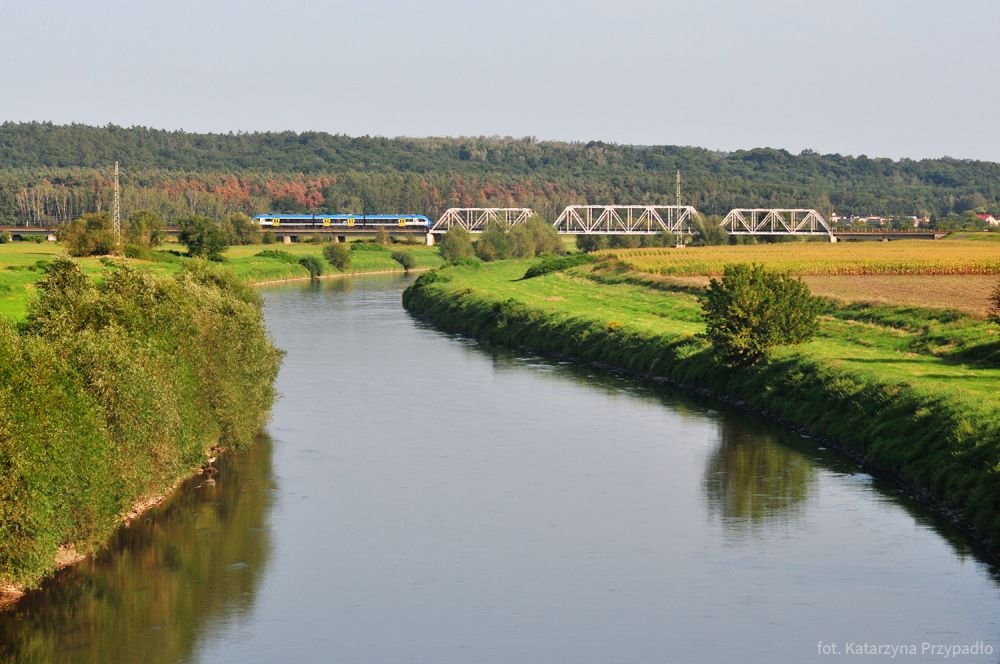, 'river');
1,275,999,663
